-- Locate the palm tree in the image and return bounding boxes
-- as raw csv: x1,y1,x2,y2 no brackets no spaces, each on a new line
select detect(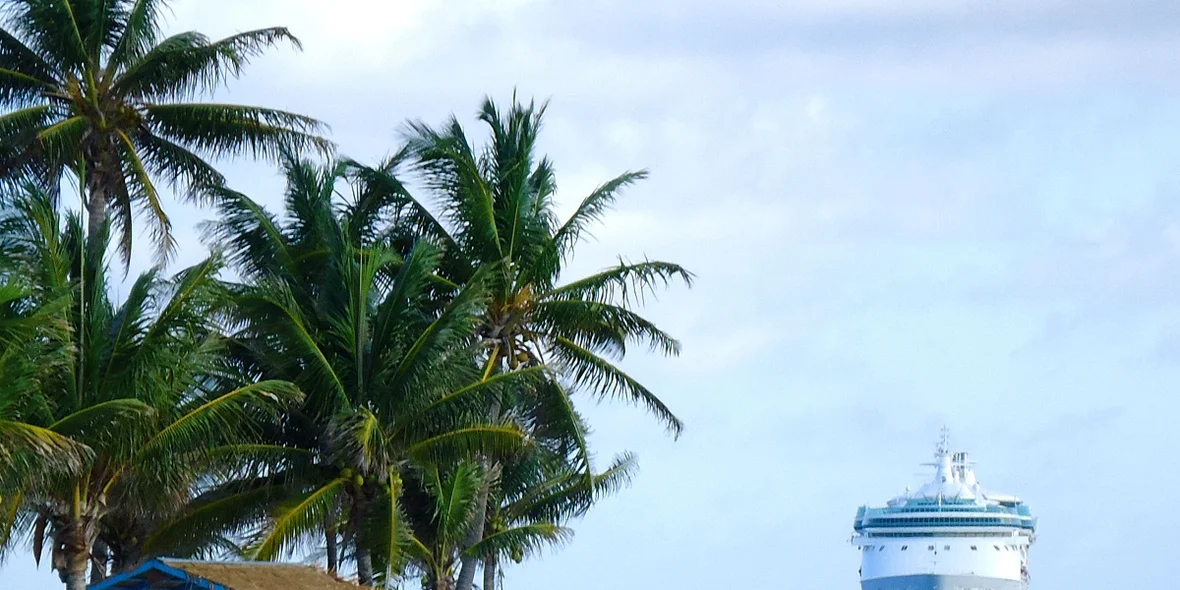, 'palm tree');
477,449,635,590
0,184,299,590
401,462,489,590
189,157,538,587
0,274,91,548
392,96,693,589
0,0,331,264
